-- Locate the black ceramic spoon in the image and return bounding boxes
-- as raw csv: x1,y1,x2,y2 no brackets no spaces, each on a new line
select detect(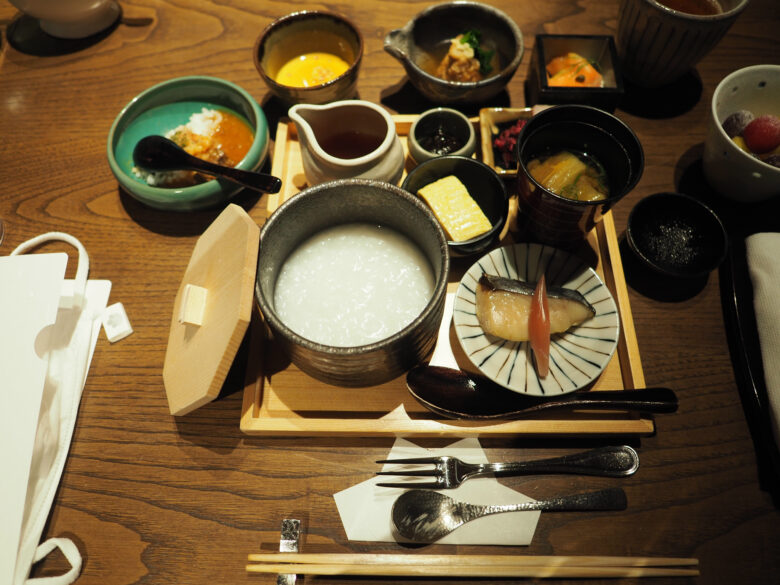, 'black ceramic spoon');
406,365,678,420
132,135,282,194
